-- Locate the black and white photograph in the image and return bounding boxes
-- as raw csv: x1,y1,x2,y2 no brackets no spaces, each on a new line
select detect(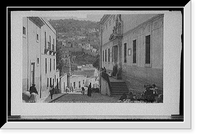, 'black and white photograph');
22,14,164,104
4,3,192,129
